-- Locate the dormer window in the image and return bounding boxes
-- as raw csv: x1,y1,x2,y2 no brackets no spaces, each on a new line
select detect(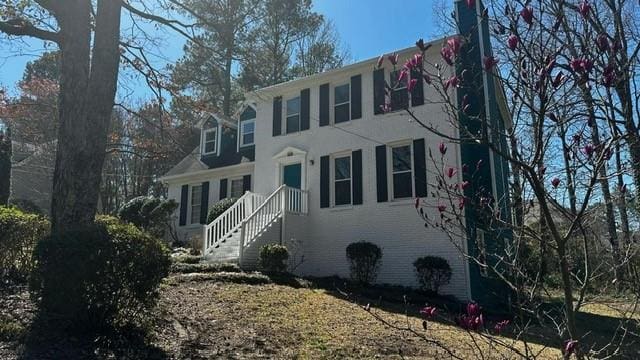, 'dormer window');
202,127,218,155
